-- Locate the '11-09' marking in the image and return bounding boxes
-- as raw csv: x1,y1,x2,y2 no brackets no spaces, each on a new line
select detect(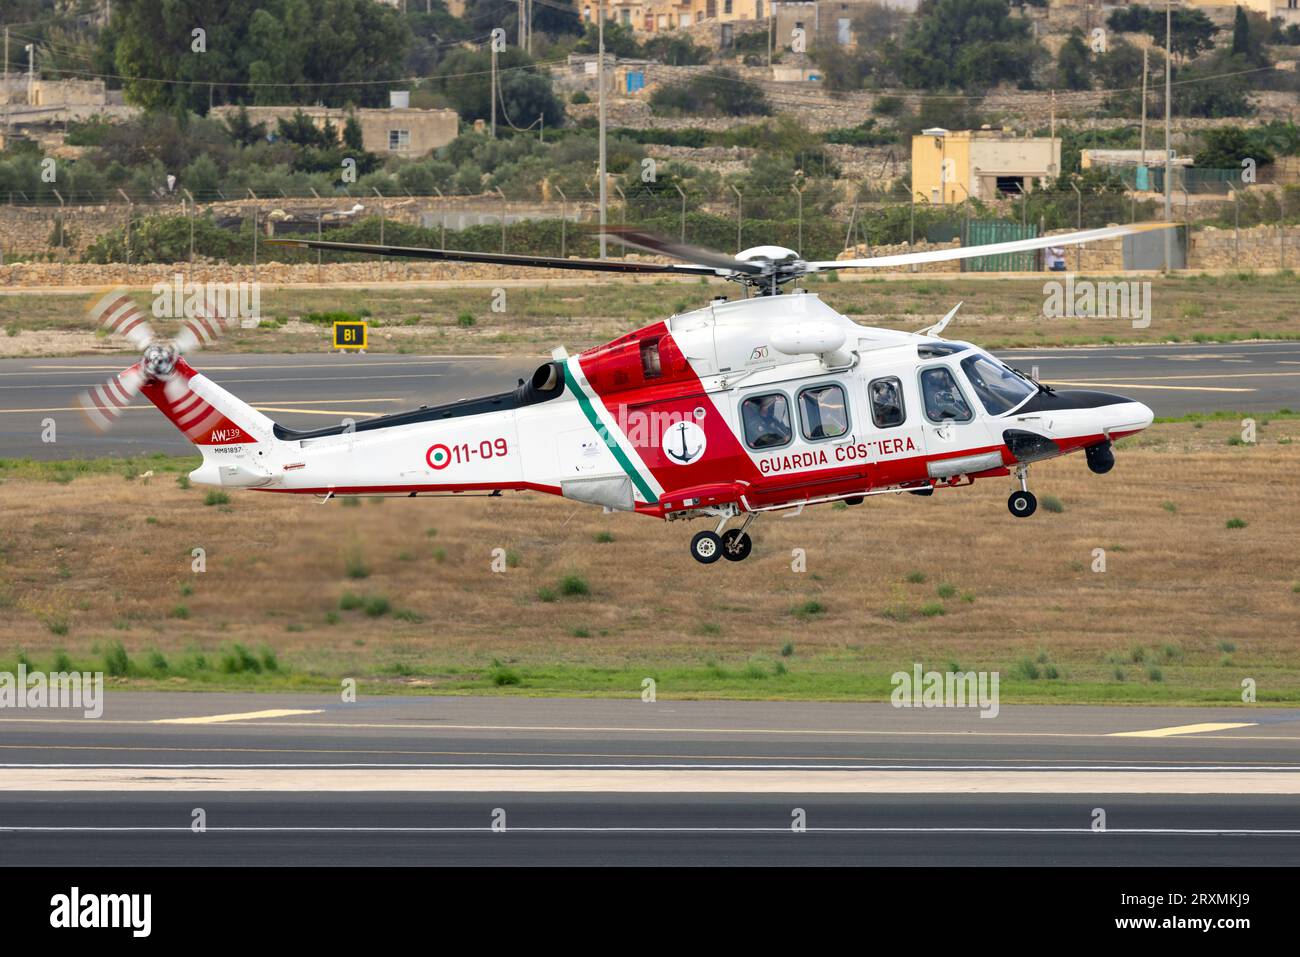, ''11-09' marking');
427,438,508,470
